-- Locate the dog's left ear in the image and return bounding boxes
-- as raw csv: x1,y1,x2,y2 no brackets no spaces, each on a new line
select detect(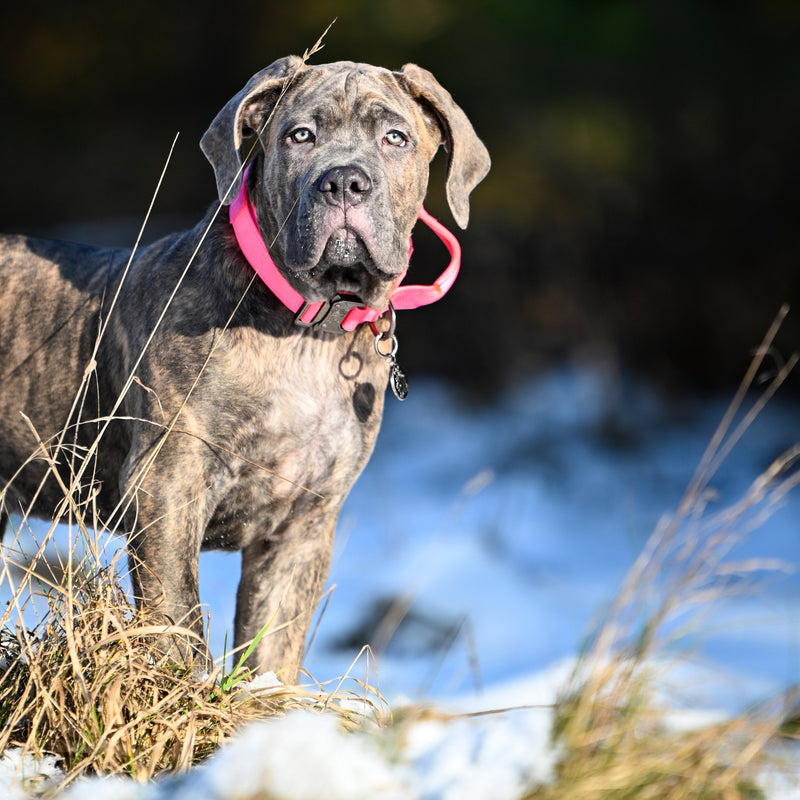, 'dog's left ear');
201,55,305,205
398,64,491,229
